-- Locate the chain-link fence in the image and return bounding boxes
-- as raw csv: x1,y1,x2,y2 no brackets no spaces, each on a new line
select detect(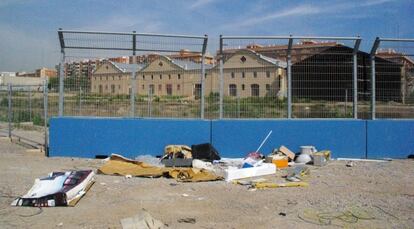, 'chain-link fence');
57,30,208,119
1,31,413,154
372,38,414,119
52,32,413,120
217,36,364,119
0,83,48,153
